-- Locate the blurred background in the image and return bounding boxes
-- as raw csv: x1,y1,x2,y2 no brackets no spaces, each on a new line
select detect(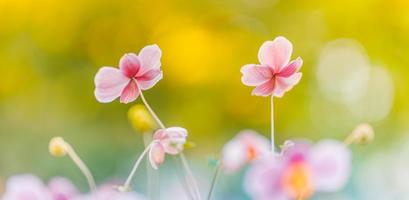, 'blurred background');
0,0,408,199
